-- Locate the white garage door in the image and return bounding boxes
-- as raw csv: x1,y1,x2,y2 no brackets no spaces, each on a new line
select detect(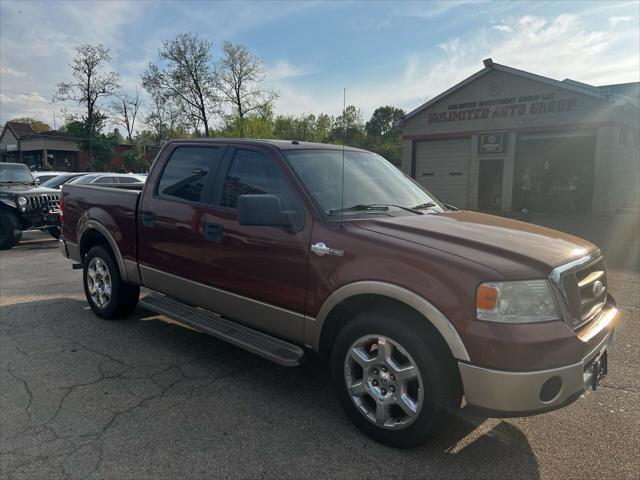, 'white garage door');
415,138,470,209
